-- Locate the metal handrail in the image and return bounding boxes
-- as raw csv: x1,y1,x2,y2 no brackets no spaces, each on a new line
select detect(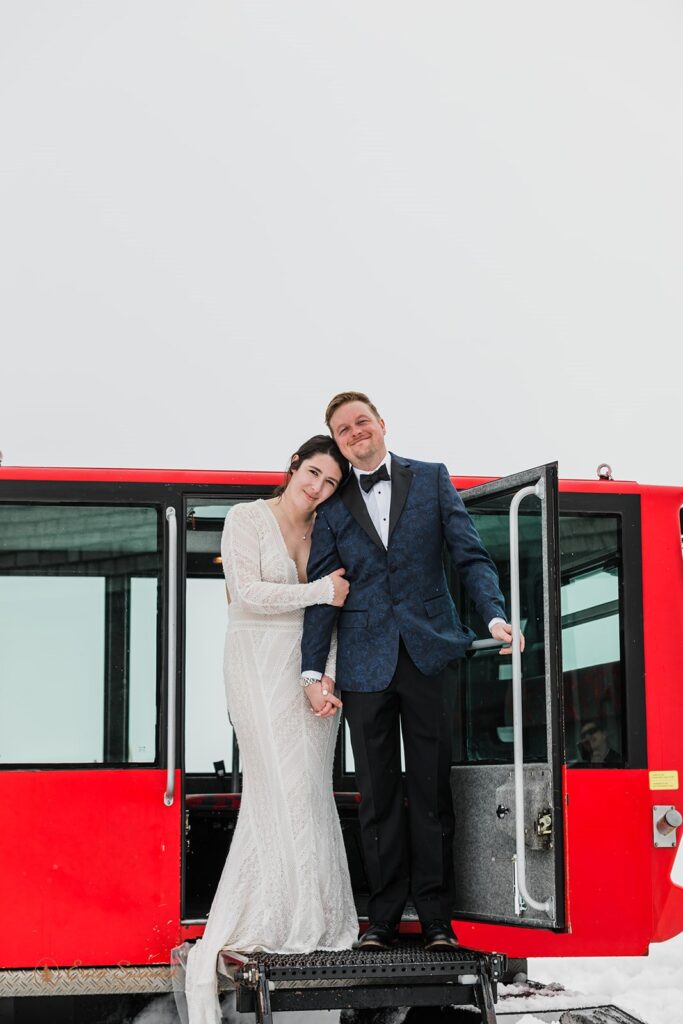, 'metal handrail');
468,638,506,652
509,479,552,915
164,507,177,806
